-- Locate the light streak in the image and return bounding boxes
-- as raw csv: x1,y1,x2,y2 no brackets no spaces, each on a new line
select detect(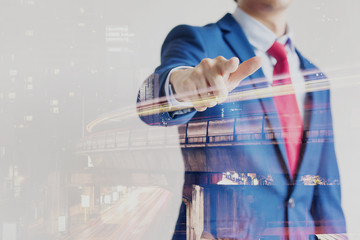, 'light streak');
60,187,171,240
86,69,360,133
